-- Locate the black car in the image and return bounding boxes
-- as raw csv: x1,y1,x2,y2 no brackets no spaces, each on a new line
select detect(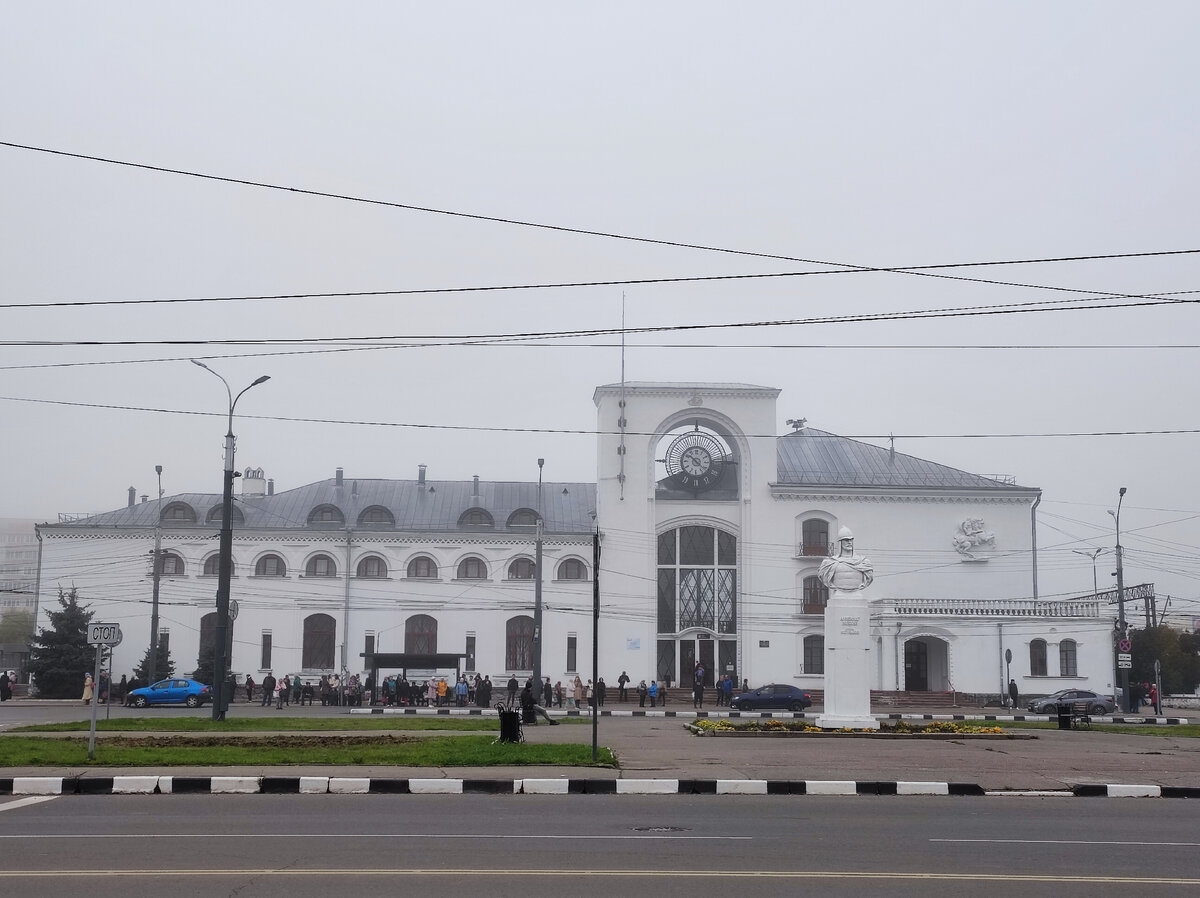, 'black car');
731,684,812,712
